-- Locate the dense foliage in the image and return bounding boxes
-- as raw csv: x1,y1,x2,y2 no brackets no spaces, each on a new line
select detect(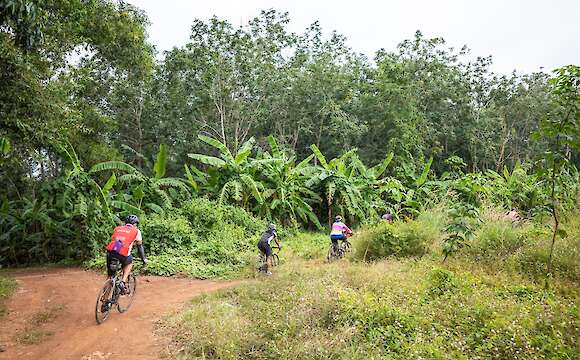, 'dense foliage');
0,2,578,282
